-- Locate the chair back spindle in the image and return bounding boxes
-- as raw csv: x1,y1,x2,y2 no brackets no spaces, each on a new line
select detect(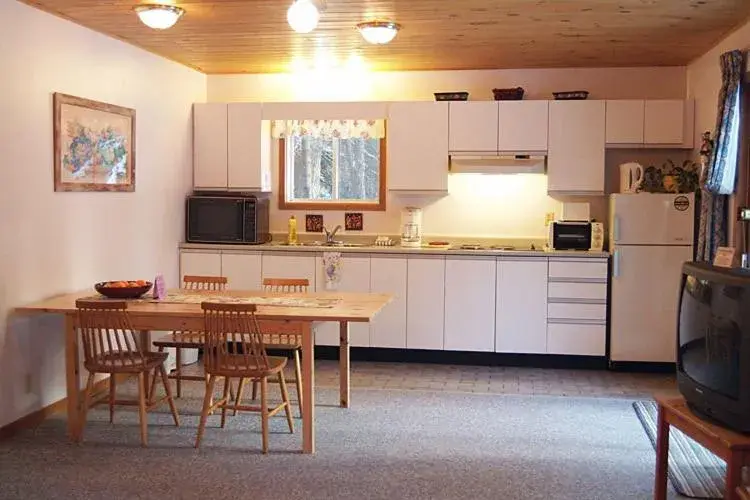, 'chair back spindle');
183,275,228,291
262,278,309,294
